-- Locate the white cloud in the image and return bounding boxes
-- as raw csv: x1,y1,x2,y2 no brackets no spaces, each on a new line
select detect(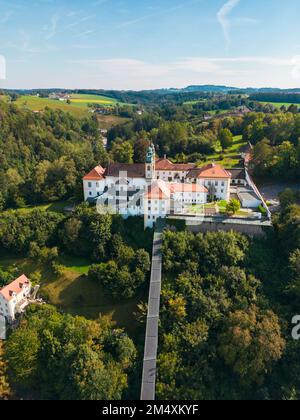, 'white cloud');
217,0,241,47
45,14,60,40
